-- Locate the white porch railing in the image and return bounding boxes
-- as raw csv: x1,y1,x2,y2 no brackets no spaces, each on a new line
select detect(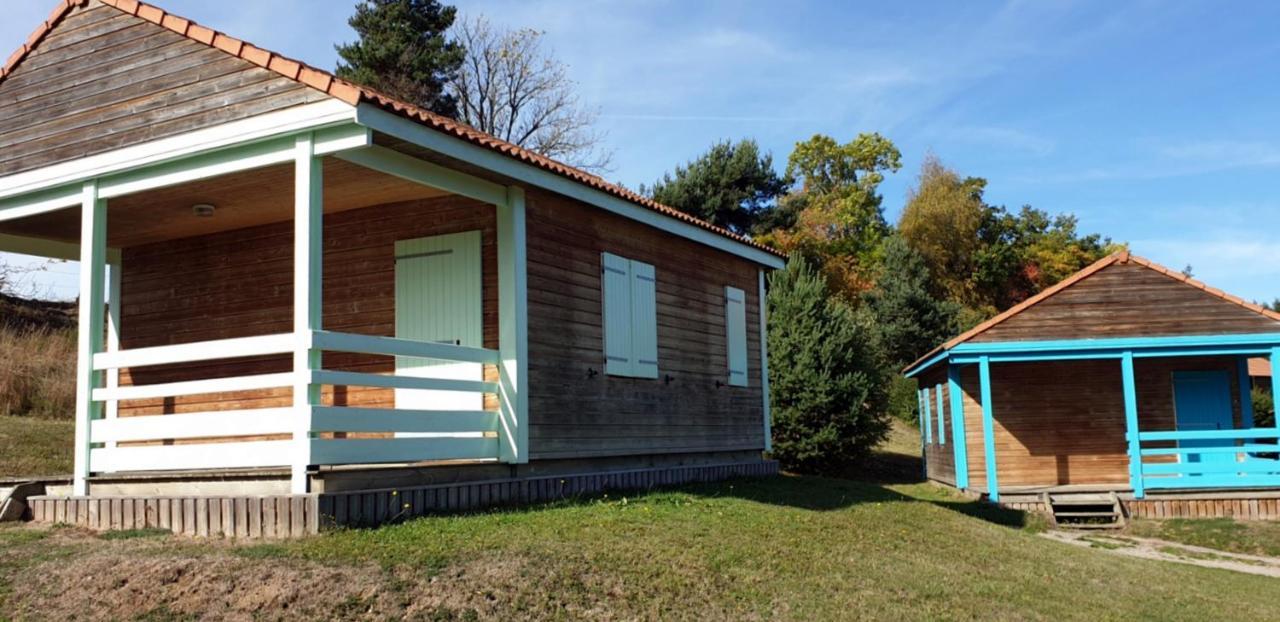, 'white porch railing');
87,330,506,475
